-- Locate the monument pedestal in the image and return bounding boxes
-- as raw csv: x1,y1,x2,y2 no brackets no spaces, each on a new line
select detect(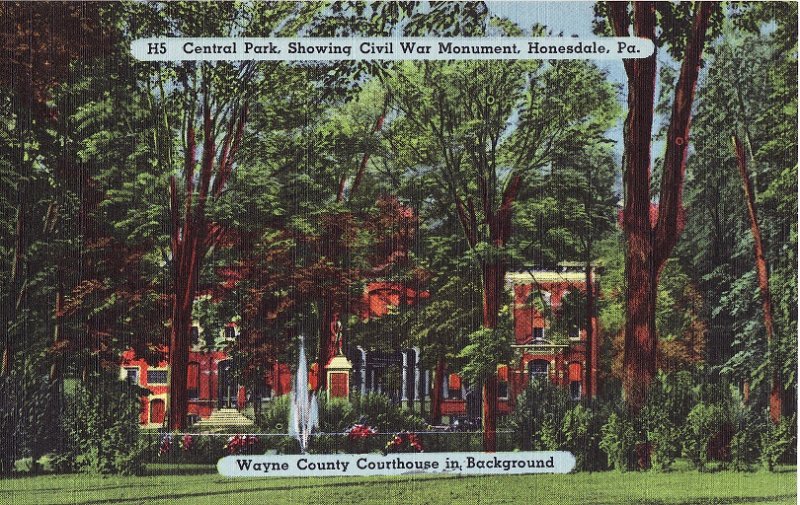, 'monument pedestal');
326,355,353,399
